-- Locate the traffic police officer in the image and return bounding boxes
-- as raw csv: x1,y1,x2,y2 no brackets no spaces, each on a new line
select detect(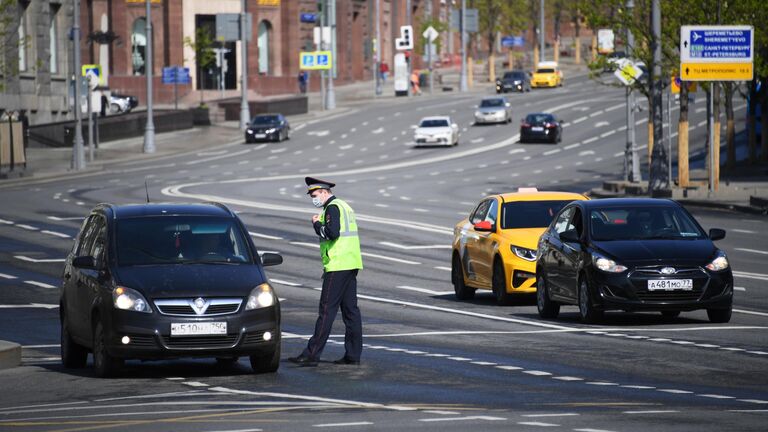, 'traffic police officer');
288,177,363,366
